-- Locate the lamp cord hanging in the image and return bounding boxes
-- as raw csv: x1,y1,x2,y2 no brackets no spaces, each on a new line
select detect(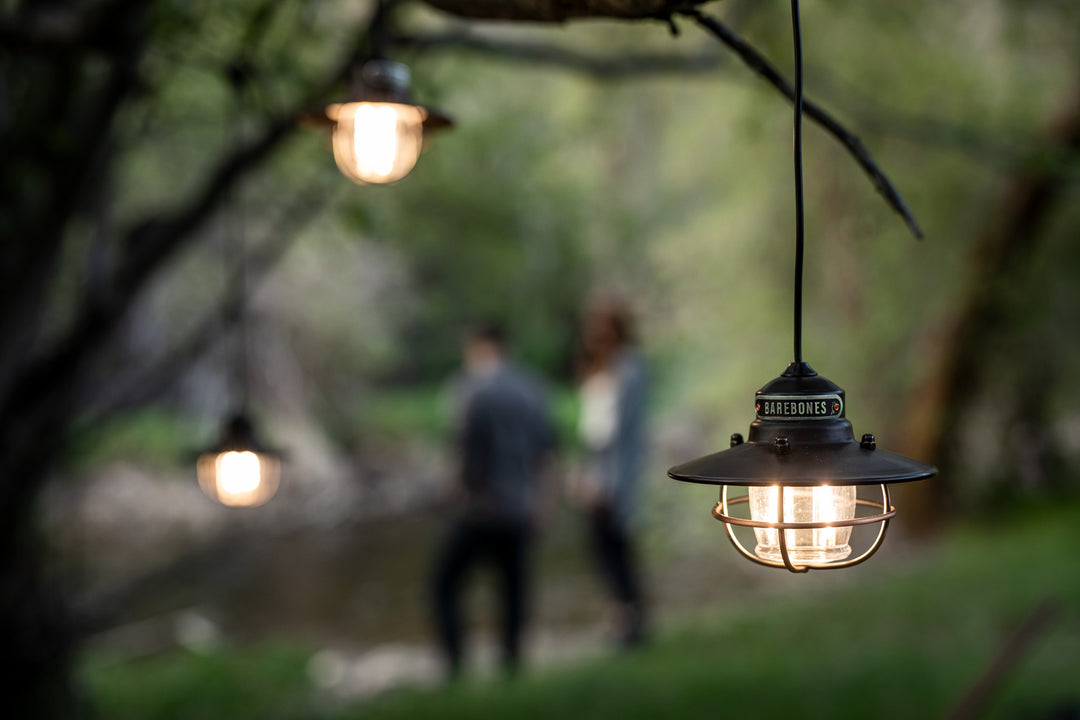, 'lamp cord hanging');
790,0,805,365
225,76,252,417
230,205,251,415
